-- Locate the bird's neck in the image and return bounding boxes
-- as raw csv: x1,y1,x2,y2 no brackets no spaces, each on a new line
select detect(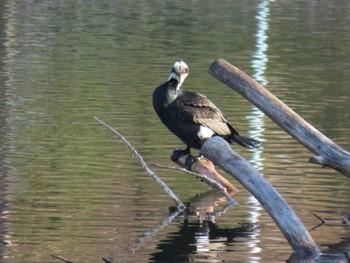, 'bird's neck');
153,79,180,112
165,79,180,104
